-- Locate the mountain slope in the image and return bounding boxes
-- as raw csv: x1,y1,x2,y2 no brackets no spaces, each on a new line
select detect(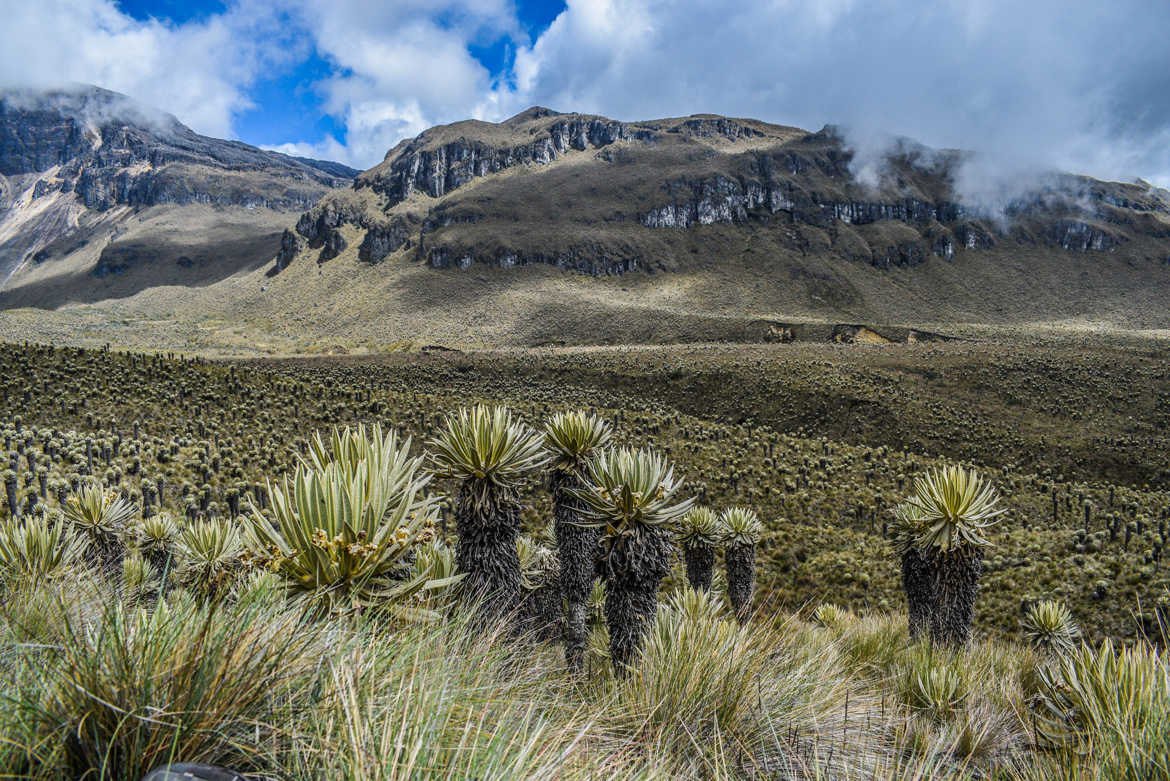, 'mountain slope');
2,104,1169,354
284,106,1170,275
0,85,357,299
